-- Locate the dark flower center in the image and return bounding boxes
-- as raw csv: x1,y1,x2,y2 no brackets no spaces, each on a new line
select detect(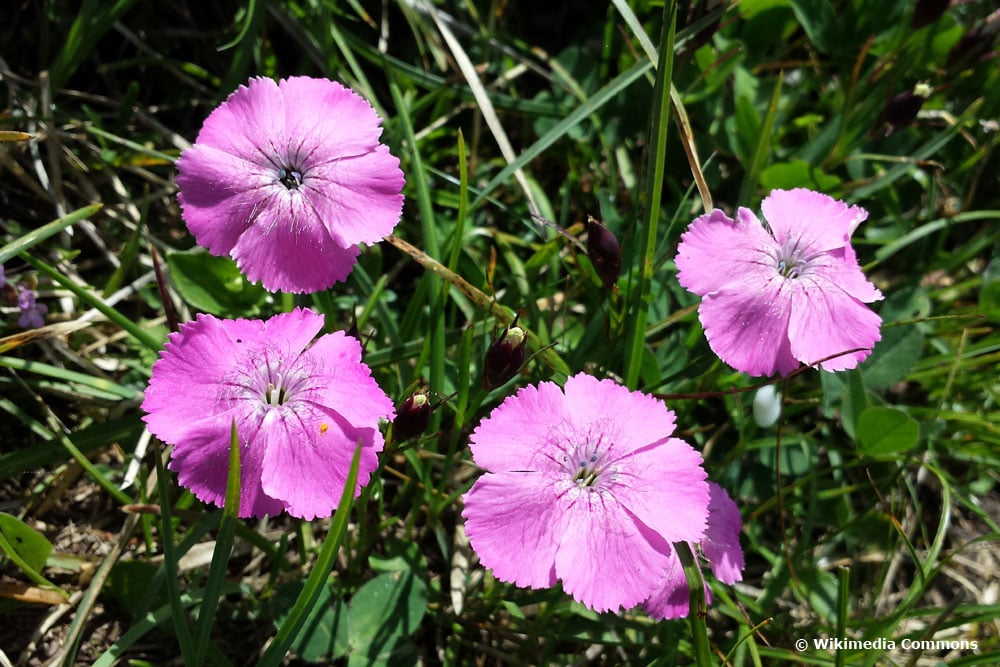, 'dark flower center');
278,167,304,190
